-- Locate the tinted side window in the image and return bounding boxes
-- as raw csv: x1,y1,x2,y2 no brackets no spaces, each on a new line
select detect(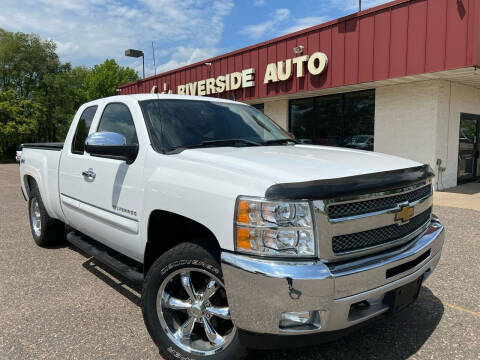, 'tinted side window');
97,103,138,145
72,106,97,154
